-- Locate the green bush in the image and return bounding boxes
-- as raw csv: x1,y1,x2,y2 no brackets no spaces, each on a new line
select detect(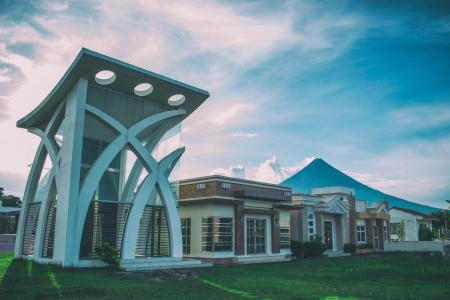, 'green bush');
303,236,327,258
290,240,303,258
343,243,357,254
419,225,433,241
95,242,119,268
357,243,373,249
